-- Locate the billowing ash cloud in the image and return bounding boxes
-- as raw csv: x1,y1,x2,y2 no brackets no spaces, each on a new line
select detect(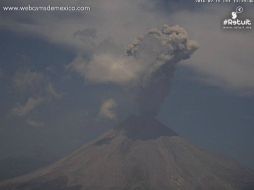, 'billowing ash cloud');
126,24,198,116
69,24,198,117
